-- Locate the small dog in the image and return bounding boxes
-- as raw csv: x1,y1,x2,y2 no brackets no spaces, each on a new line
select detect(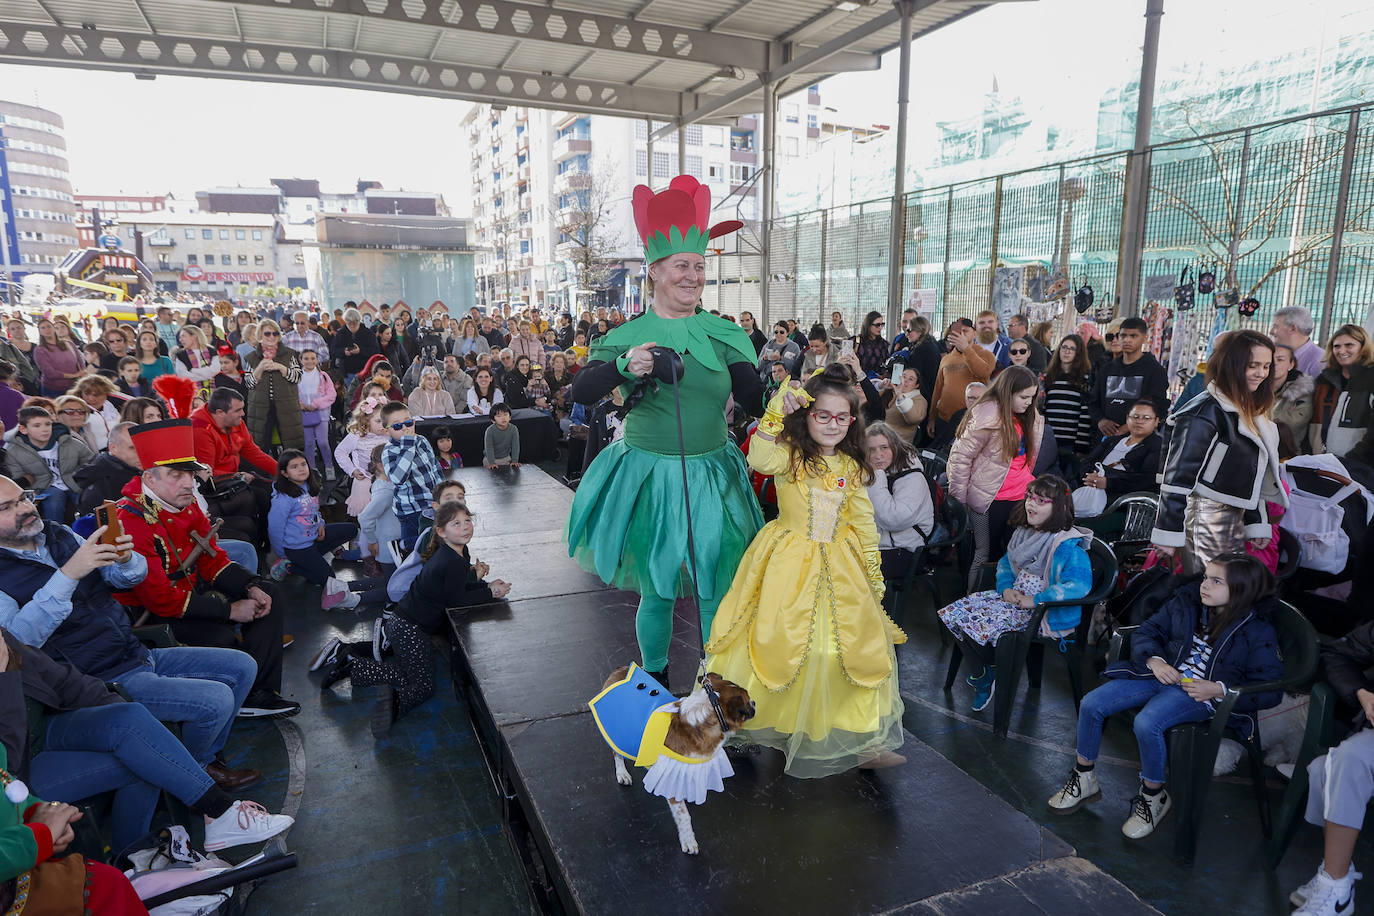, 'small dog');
590,665,755,854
